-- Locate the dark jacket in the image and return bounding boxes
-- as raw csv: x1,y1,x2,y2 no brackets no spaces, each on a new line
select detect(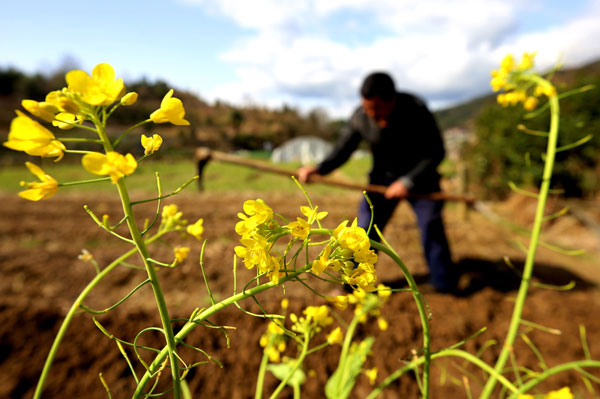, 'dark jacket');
317,92,445,193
